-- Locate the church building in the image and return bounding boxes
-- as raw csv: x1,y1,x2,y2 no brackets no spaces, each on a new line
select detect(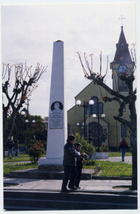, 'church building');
67,26,135,150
